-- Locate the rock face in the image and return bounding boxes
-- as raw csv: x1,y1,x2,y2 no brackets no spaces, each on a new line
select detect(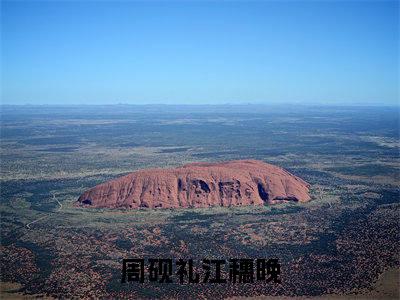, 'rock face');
76,160,311,209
